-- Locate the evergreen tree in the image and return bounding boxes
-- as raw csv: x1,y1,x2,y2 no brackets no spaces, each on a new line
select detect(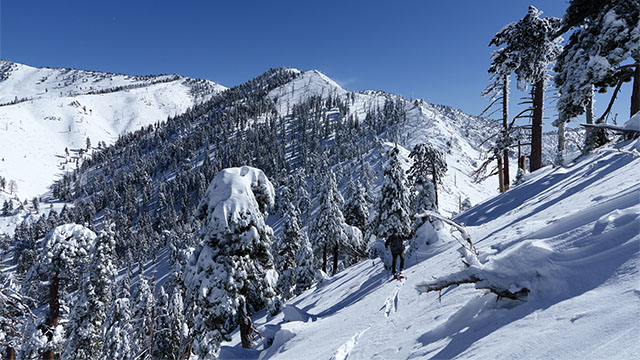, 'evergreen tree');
64,225,116,359
152,286,183,359
344,179,369,234
131,274,154,358
408,143,447,209
276,203,303,300
371,147,412,263
310,173,347,275
103,272,133,359
490,6,563,171
555,0,639,149
294,228,315,295
22,224,96,360
183,167,277,357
